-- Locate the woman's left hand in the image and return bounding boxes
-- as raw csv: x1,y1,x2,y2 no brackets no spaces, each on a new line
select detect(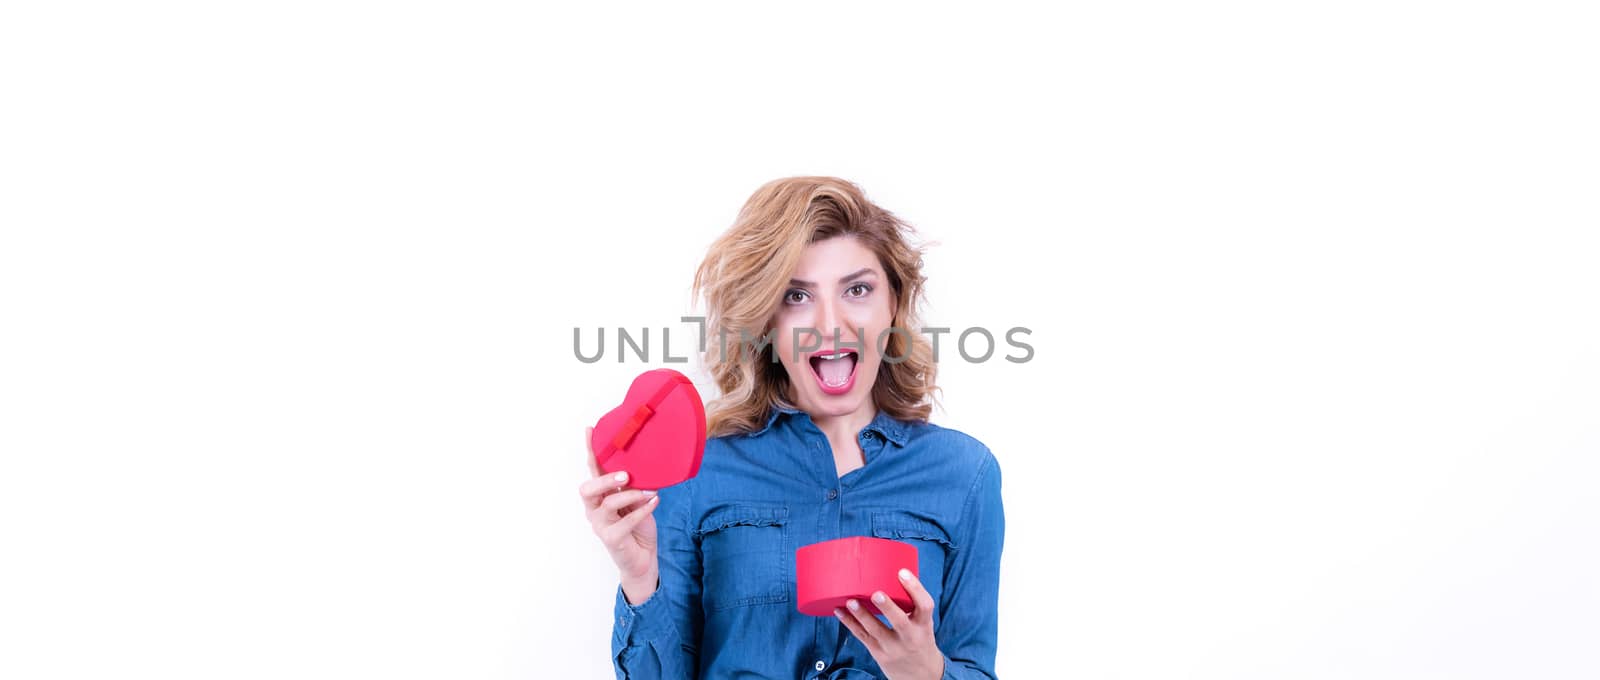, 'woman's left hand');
834,568,945,680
